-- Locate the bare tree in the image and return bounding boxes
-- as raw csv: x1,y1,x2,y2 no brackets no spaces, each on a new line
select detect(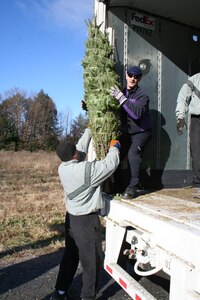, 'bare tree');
0,91,29,150
69,113,88,143
57,107,73,140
